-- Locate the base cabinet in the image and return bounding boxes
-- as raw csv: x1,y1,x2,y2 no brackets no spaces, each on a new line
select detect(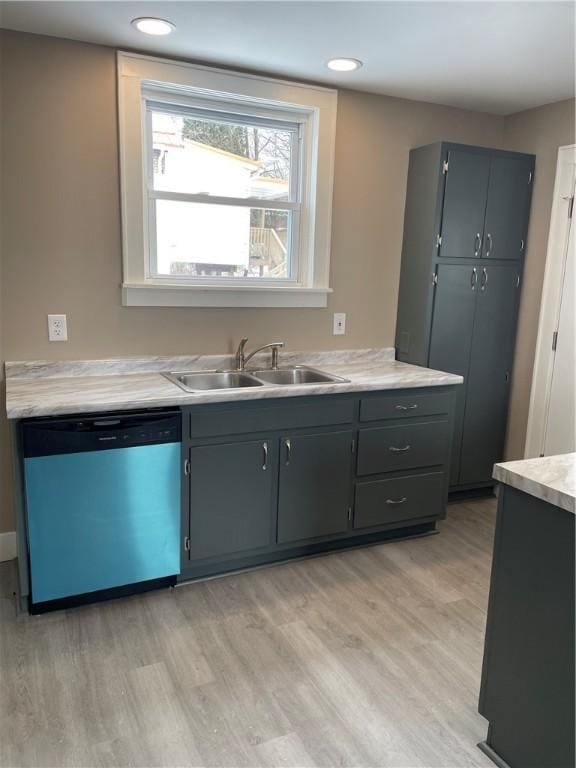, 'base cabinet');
189,439,276,560
277,430,353,543
183,387,456,578
479,485,575,768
